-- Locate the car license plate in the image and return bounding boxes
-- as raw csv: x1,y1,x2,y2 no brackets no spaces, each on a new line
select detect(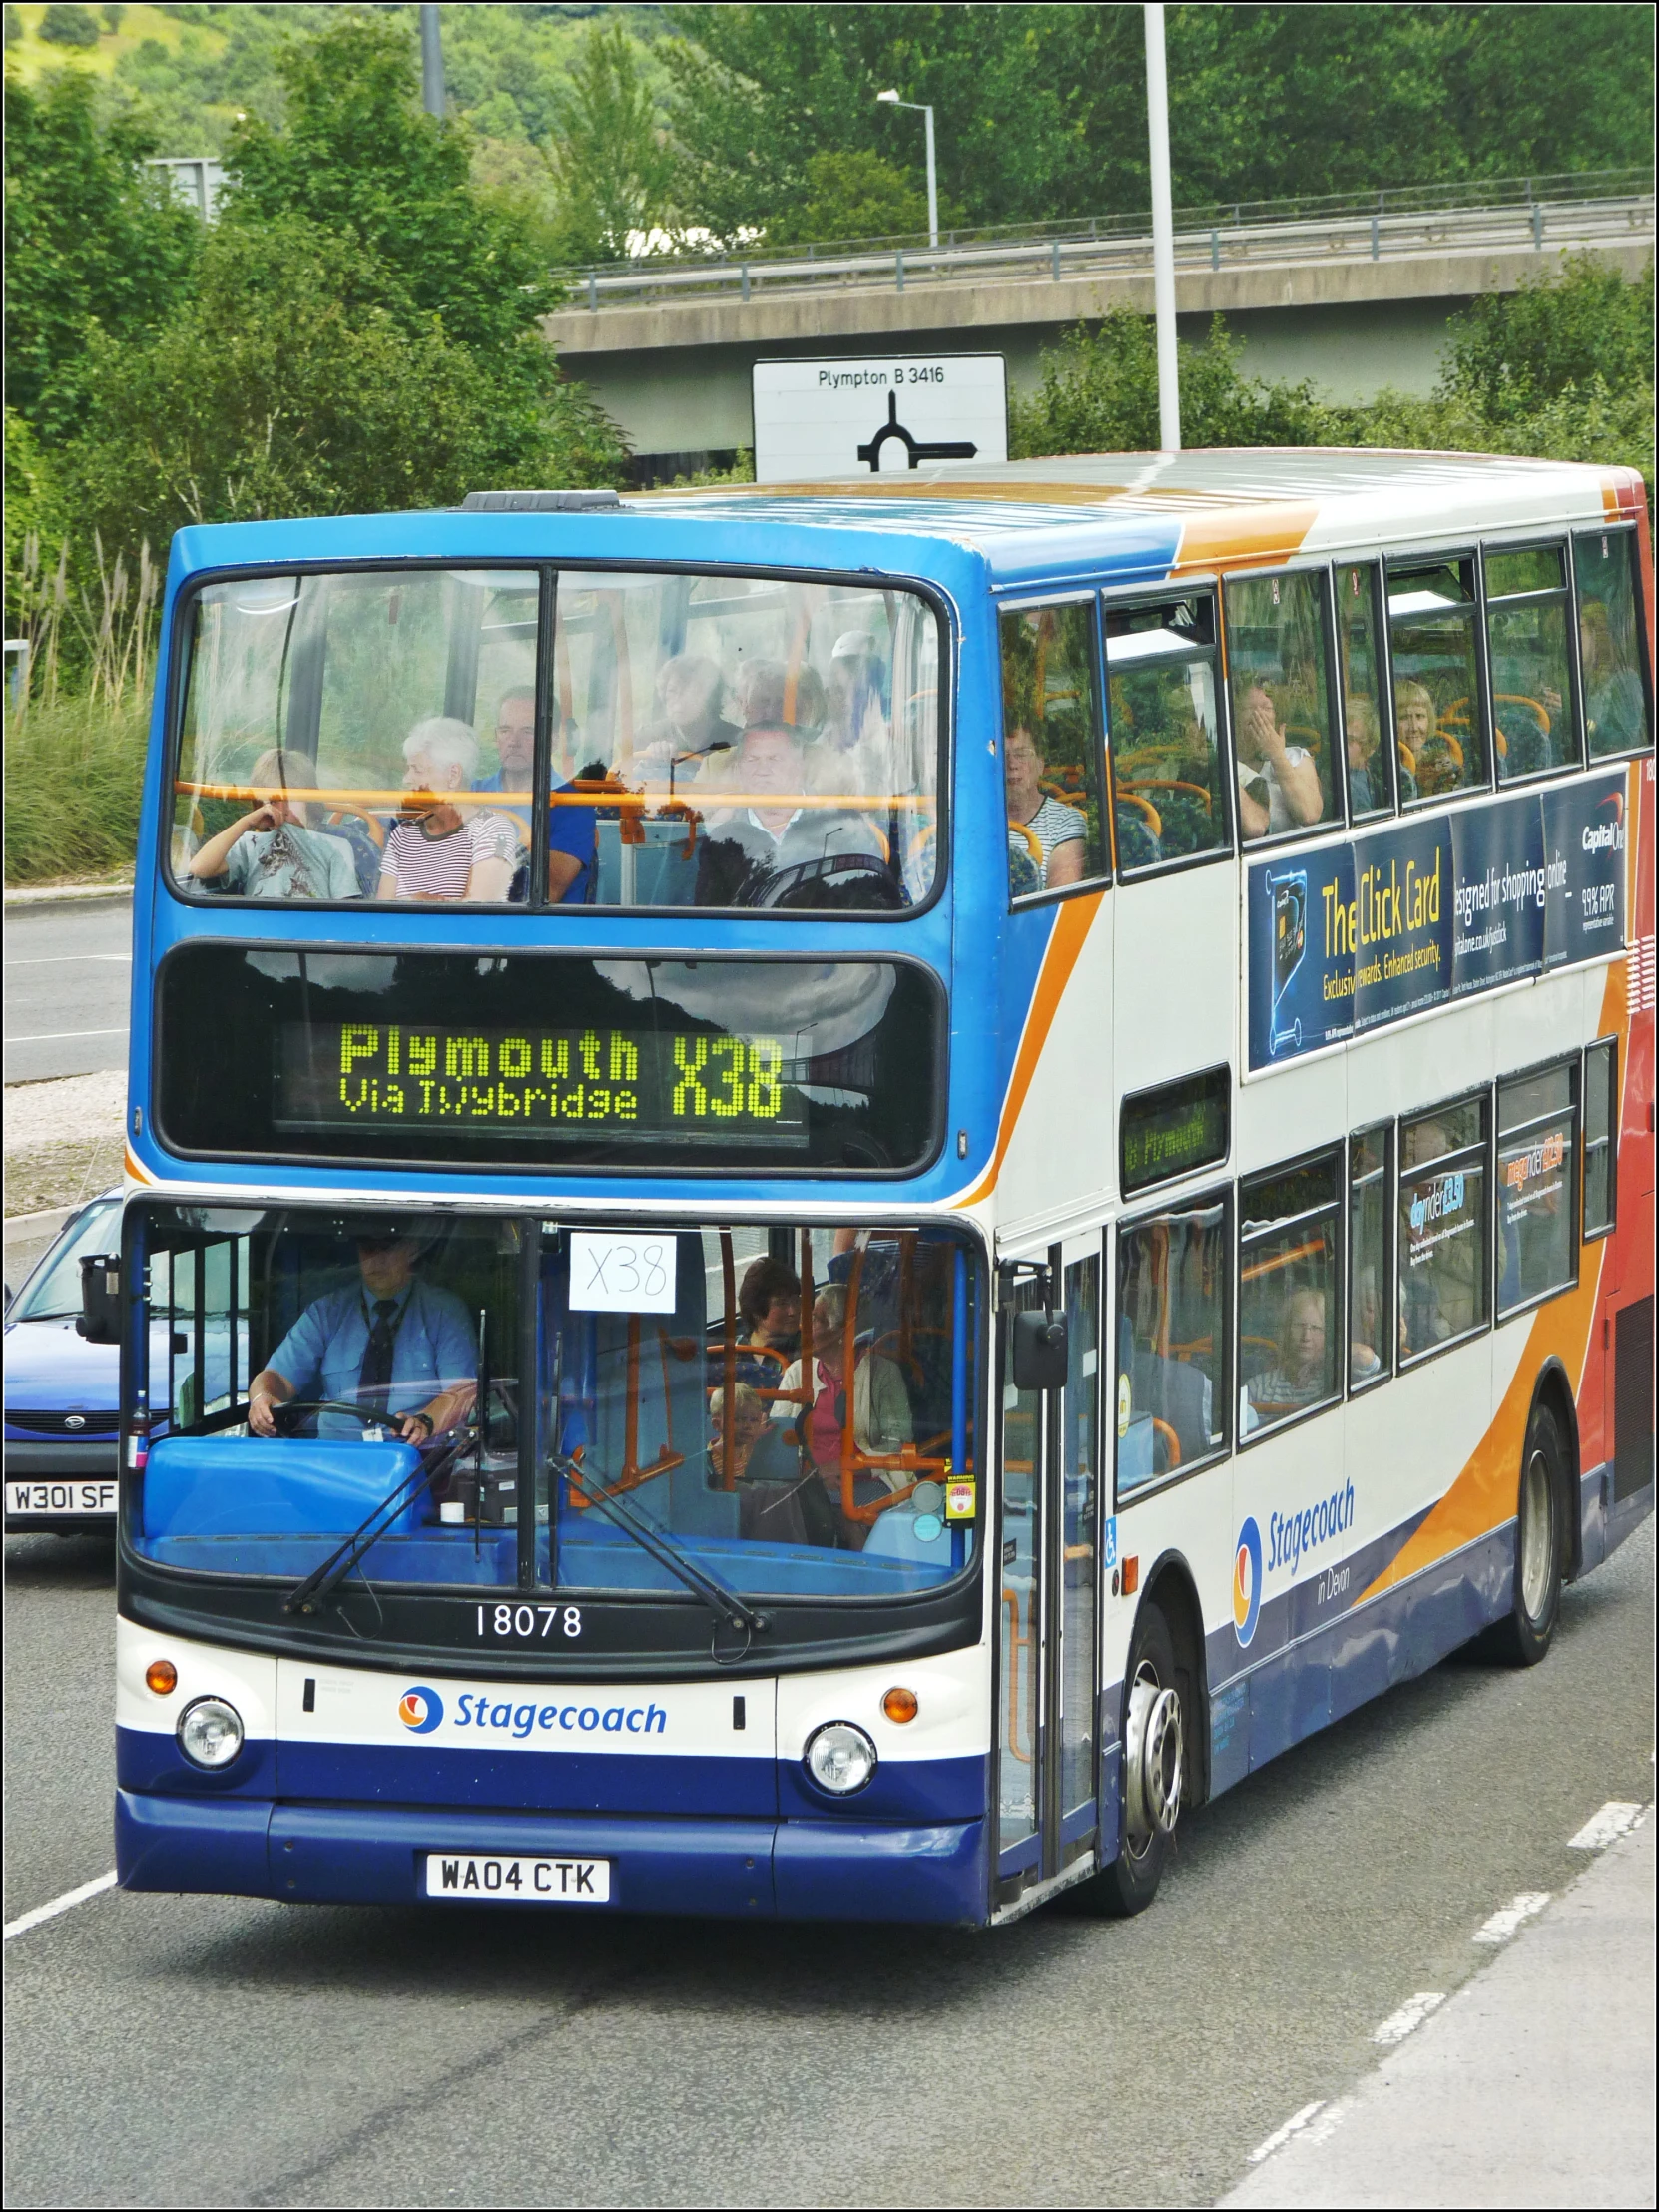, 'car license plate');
424,1852,611,1903
6,1479,117,1517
